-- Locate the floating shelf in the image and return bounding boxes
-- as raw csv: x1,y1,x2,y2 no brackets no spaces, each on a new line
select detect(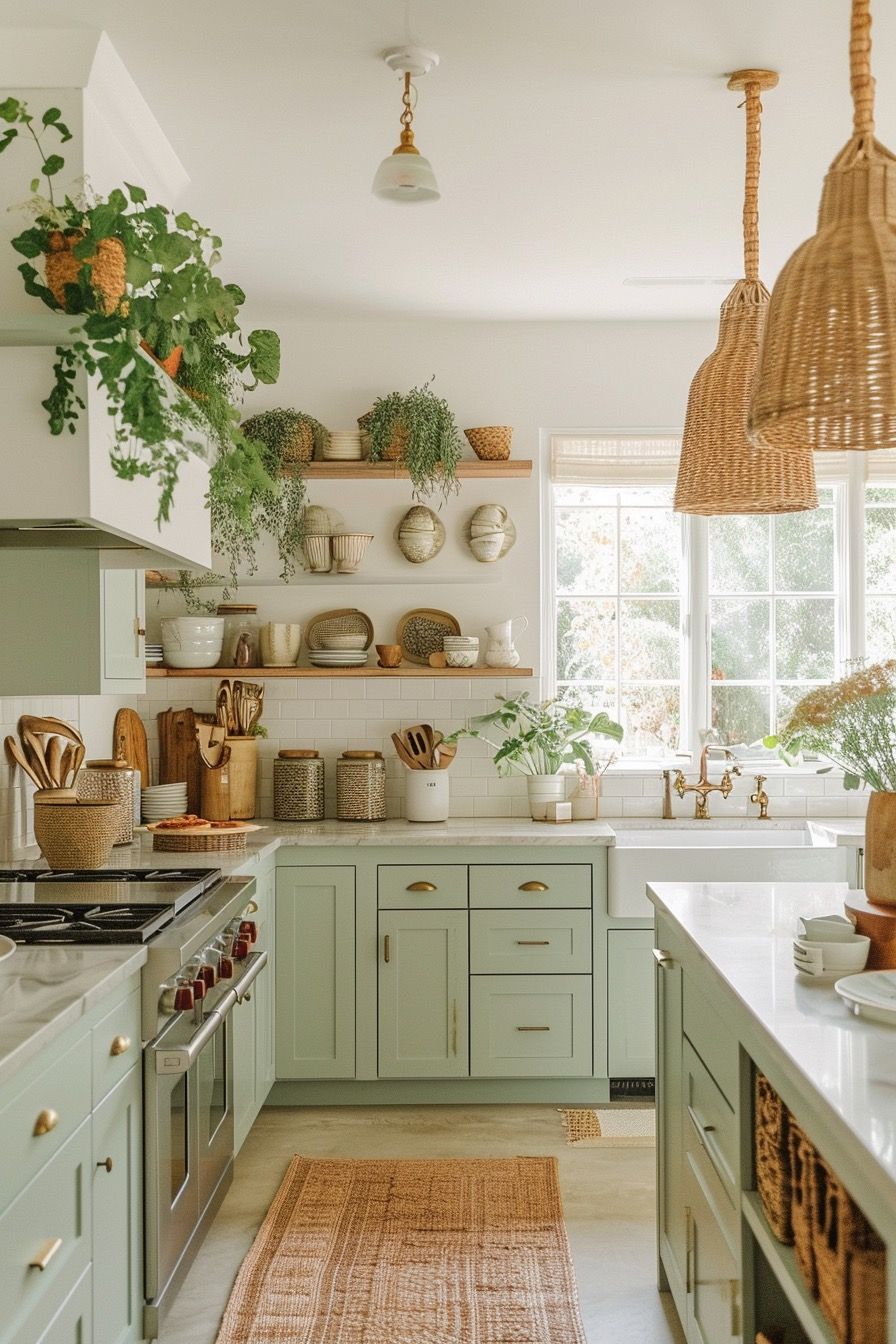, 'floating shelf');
292,460,533,481
146,666,535,679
